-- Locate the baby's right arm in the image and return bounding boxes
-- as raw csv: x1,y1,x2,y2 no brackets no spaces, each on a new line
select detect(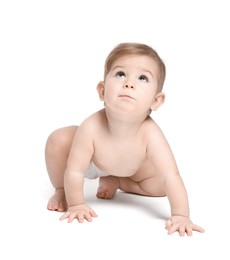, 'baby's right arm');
60,120,96,223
